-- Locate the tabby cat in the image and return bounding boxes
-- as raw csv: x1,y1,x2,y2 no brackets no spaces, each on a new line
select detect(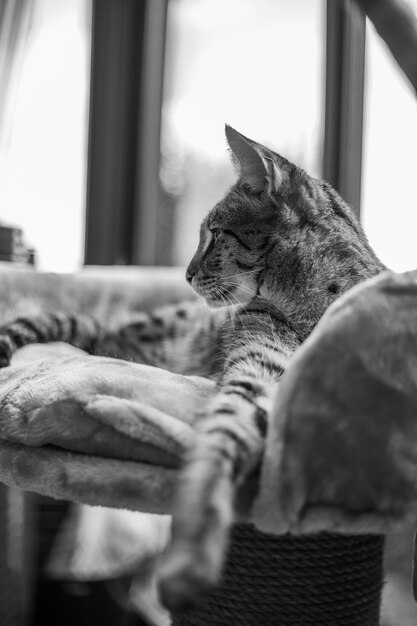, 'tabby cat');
0,126,385,610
